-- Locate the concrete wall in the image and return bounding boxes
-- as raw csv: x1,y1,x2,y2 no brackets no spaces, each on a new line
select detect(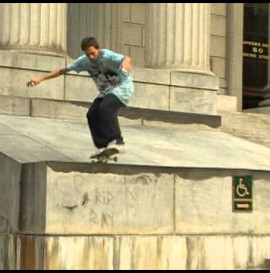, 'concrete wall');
16,162,270,269
20,163,270,235
16,234,270,270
